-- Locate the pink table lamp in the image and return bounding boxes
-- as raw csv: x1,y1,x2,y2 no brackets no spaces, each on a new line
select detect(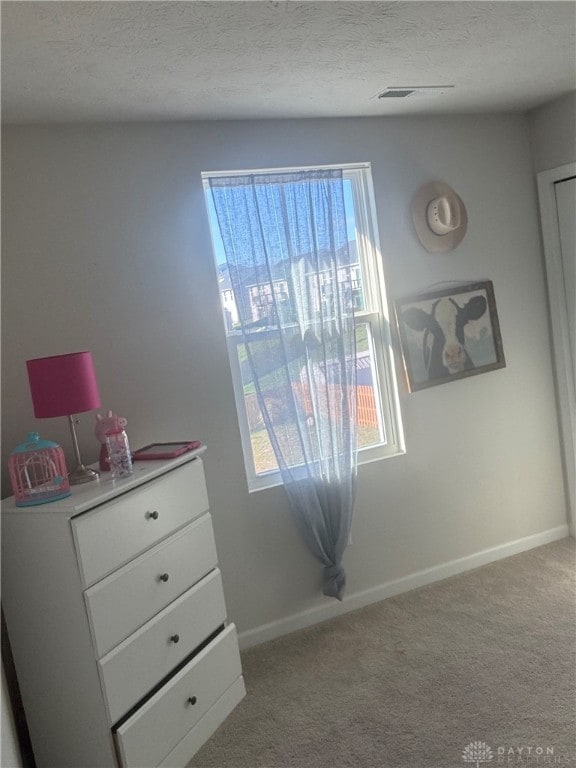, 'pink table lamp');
26,352,102,484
